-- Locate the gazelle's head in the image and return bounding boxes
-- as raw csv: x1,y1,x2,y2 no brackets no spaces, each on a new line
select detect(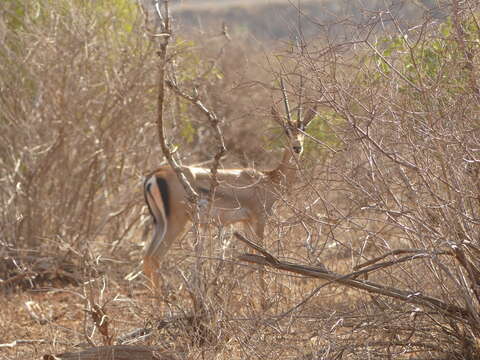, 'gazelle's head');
272,105,317,156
